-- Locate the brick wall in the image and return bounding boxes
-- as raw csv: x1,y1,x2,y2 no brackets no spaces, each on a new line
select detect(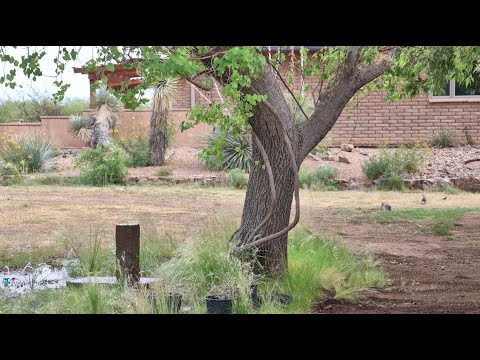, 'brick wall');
171,54,480,147
329,93,480,146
